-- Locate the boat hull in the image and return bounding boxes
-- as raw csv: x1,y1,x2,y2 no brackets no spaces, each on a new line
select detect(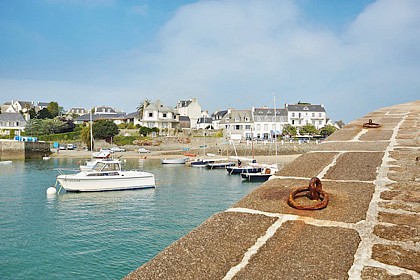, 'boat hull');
161,158,188,164
206,162,236,169
57,171,155,192
227,166,263,174
240,173,272,182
